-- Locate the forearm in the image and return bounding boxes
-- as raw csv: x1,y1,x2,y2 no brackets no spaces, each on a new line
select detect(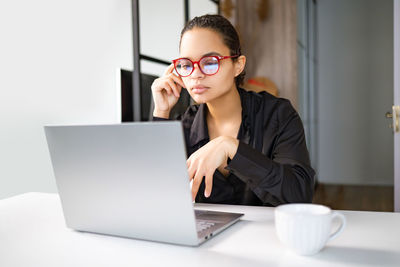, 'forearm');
226,142,315,205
